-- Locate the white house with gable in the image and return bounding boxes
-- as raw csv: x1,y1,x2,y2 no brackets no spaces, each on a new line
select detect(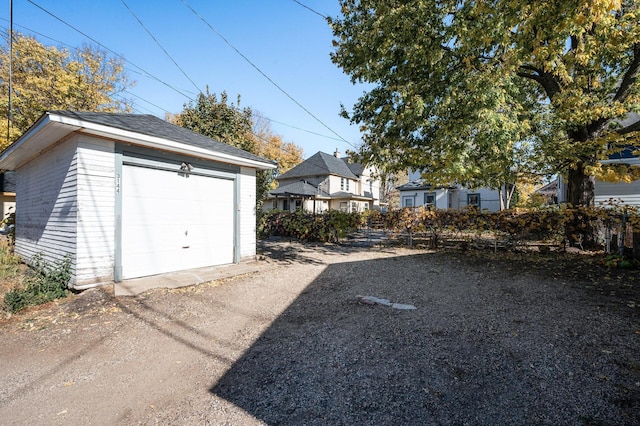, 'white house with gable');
263,150,380,213
397,170,502,211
